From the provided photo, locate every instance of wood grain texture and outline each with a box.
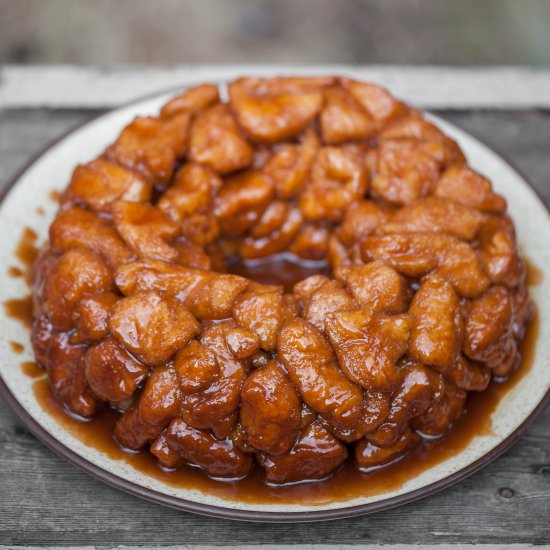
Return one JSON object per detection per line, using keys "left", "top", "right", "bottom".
{"left": 0, "top": 109, "right": 548, "bottom": 547}
{"left": 1, "top": 546, "right": 546, "bottom": 550}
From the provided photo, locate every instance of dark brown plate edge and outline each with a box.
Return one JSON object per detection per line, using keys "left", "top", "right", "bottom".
{"left": 0, "top": 87, "right": 549, "bottom": 523}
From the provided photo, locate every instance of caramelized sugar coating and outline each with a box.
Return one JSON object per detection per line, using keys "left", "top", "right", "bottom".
{"left": 381, "top": 196, "right": 484, "bottom": 241}
{"left": 362, "top": 232, "right": 490, "bottom": 298}
{"left": 263, "top": 128, "right": 319, "bottom": 199}
{"left": 478, "top": 215, "right": 525, "bottom": 288}
{"left": 300, "top": 146, "right": 368, "bottom": 222}
{"left": 338, "top": 200, "right": 393, "bottom": 246}
{"left": 239, "top": 206, "right": 303, "bottom": 259}
{"left": 214, "top": 170, "right": 274, "bottom": 237}
{"left": 436, "top": 167, "right": 506, "bottom": 213}
{"left": 366, "top": 360, "right": 444, "bottom": 447}
{"left": 407, "top": 274, "right": 462, "bottom": 372}
{"left": 411, "top": 381, "right": 467, "bottom": 437}
{"left": 83, "top": 337, "right": 148, "bottom": 403}
{"left": 233, "top": 283, "right": 290, "bottom": 350}
{"left": 109, "top": 291, "right": 200, "bottom": 366}
{"left": 278, "top": 318, "right": 363, "bottom": 431}
{"left": 112, "top": 201, "right": 181, "bottom": 262}
{"left": 325, "top": 309, "right": 410, "bottom": 392}
{"left": 50, "top": 207, "right": 133, "bottom": 269}
{"left": 106, "top": 112, "right": 190, "bottom": 186}
{"left": 240, "top": 359, "right": 301, "bottom": 455}
{"left": 114, "top": 365, "right": 180, "bottom": 450}
{"left": 179, "top": 321, "right": 252, "bottom": 439}
{"left": 62, "top": 159, "right": 152, "bottom": 214}
{"left": 463, "top": 285, "right": 517, "bottom": 373}
{"left": 372, "top": 139, "right": 449, "bottom": 205}
{"left": 334, "top": 262, "right": 409, "bottom": 314}
{"left": 356, "top": 428, "right": 420, "bottom": 471}
{"left": 340, "top": 77, "right": 408, "bottom": 129}
{"left": 294, "top": 275, "right": 355, "bottom": 332}
{"left": 160, "top": 83, "right": 220, "bottom": 118}
{"left": 258, "top": 420, "right": 348, "bottom": 484}
{"left": 151, "top": 418, "right": 252, "bottom": 478}
{"left": 228, "top": 76, "right": 332, "bottom": 143}
{"left": 72, "top": 291, "right": 119, "bottom": 342}
{"left": 157, "top": 163, "right": 222, "bottom": 247}
{"left": 43, "top": 248, "right": 115, "bottom": 331}
{"left": 380, "top": 112, "right": 466, "bottom": 166}
{"left": 444, "top": 355, "right": 490, "bottom": 392}
{"left": 32, "top": 77, "right": 532, "bottom": 485}
{"left": 189, "top": 104, "right": 254, "bottom": 175}
{"left": 320, "top": 85, "right": 375, "bottom": 144}
{"left": 45, "top": 331, "right": 97, "bottom": 418}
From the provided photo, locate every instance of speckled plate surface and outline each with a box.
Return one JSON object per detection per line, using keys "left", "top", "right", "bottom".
{"left": 0, "top": 85, "right": 549, "bottom": 522}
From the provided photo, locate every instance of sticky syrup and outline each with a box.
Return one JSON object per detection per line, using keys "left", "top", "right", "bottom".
{"left": 227, "top": 253, "right": 329, "bottom": 293}
{"left": 7, "top": 228, "right": 544, "bottom": 505}
{"left": 9, "top": 341, "right": 24, "bottom": 354}
{"left": 29, "top": 307, "right": 538, "bottom": 505}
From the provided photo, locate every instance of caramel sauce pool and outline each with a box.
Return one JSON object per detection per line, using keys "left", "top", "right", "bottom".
{"left": 4, "top": 295, "right": 33, "bottom": 329}
{"left": 21, "top": 361, "right": 44, "bottom": 378}
{"left": 228, "top": 254, "right": 329, "bottom": 293}
{"left": 10, "top": 341, "right": 24, "bottom": 354}
{"left": 6, "top": 229, "right": 544, "bottom": 505}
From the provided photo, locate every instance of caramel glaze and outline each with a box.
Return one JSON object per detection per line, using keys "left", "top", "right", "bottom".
{"left": 5, "top": 227, "right": 543, "bottom": 505}
{"left": 29, "top": 307, "right": 538, "bottom": 505}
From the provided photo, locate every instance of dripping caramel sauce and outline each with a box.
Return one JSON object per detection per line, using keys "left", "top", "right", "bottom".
{"left": 15, "top": 227, "right": 39, "bottom": 275}
{"left": 3, "top": 226, "right": 39, "bottom": 329}
{"left": 5, "top": 228, "right": 544, "bottom": 505}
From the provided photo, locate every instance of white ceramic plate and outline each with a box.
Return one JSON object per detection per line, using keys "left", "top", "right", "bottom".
{"left": 0, "top": 85, "right": 549, "bottom": 522}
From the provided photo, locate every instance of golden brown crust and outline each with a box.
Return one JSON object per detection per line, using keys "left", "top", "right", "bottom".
{"left": 30, "top": 77, "right": 532, "bottom": 485}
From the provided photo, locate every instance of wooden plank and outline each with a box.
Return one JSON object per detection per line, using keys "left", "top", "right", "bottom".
{"left": 0, "top": 110, "right": 549, "bottom": 546}
{"left": 1, "top": 65, "right": 550, "bottom": 110}
{"left": 2, "top": 546, "right": 547, "bottom": 550}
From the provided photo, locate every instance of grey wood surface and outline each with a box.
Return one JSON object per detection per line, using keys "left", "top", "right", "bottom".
{"left": 2, "top": 65, "right": 550, "bottom": 109}
{"left": 0, "top": 108, "right": 549, "bottom": 547}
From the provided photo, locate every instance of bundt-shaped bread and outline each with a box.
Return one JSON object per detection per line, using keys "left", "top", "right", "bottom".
{"left": 31, "top": 76, "right": 532, "bottom": 483}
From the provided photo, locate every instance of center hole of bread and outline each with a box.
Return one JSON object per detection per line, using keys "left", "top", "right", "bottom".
{"left": 226, "top": 253, "right": 329, "bottom": 292}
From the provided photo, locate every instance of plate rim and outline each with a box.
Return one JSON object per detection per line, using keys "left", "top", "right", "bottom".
{"left": 0, "top": 85, "right": 549, "bottom": 523}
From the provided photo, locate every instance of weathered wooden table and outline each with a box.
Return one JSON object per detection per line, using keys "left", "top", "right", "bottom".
{"left": 0, "top": 66, "right": 549, "bottom": 548}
